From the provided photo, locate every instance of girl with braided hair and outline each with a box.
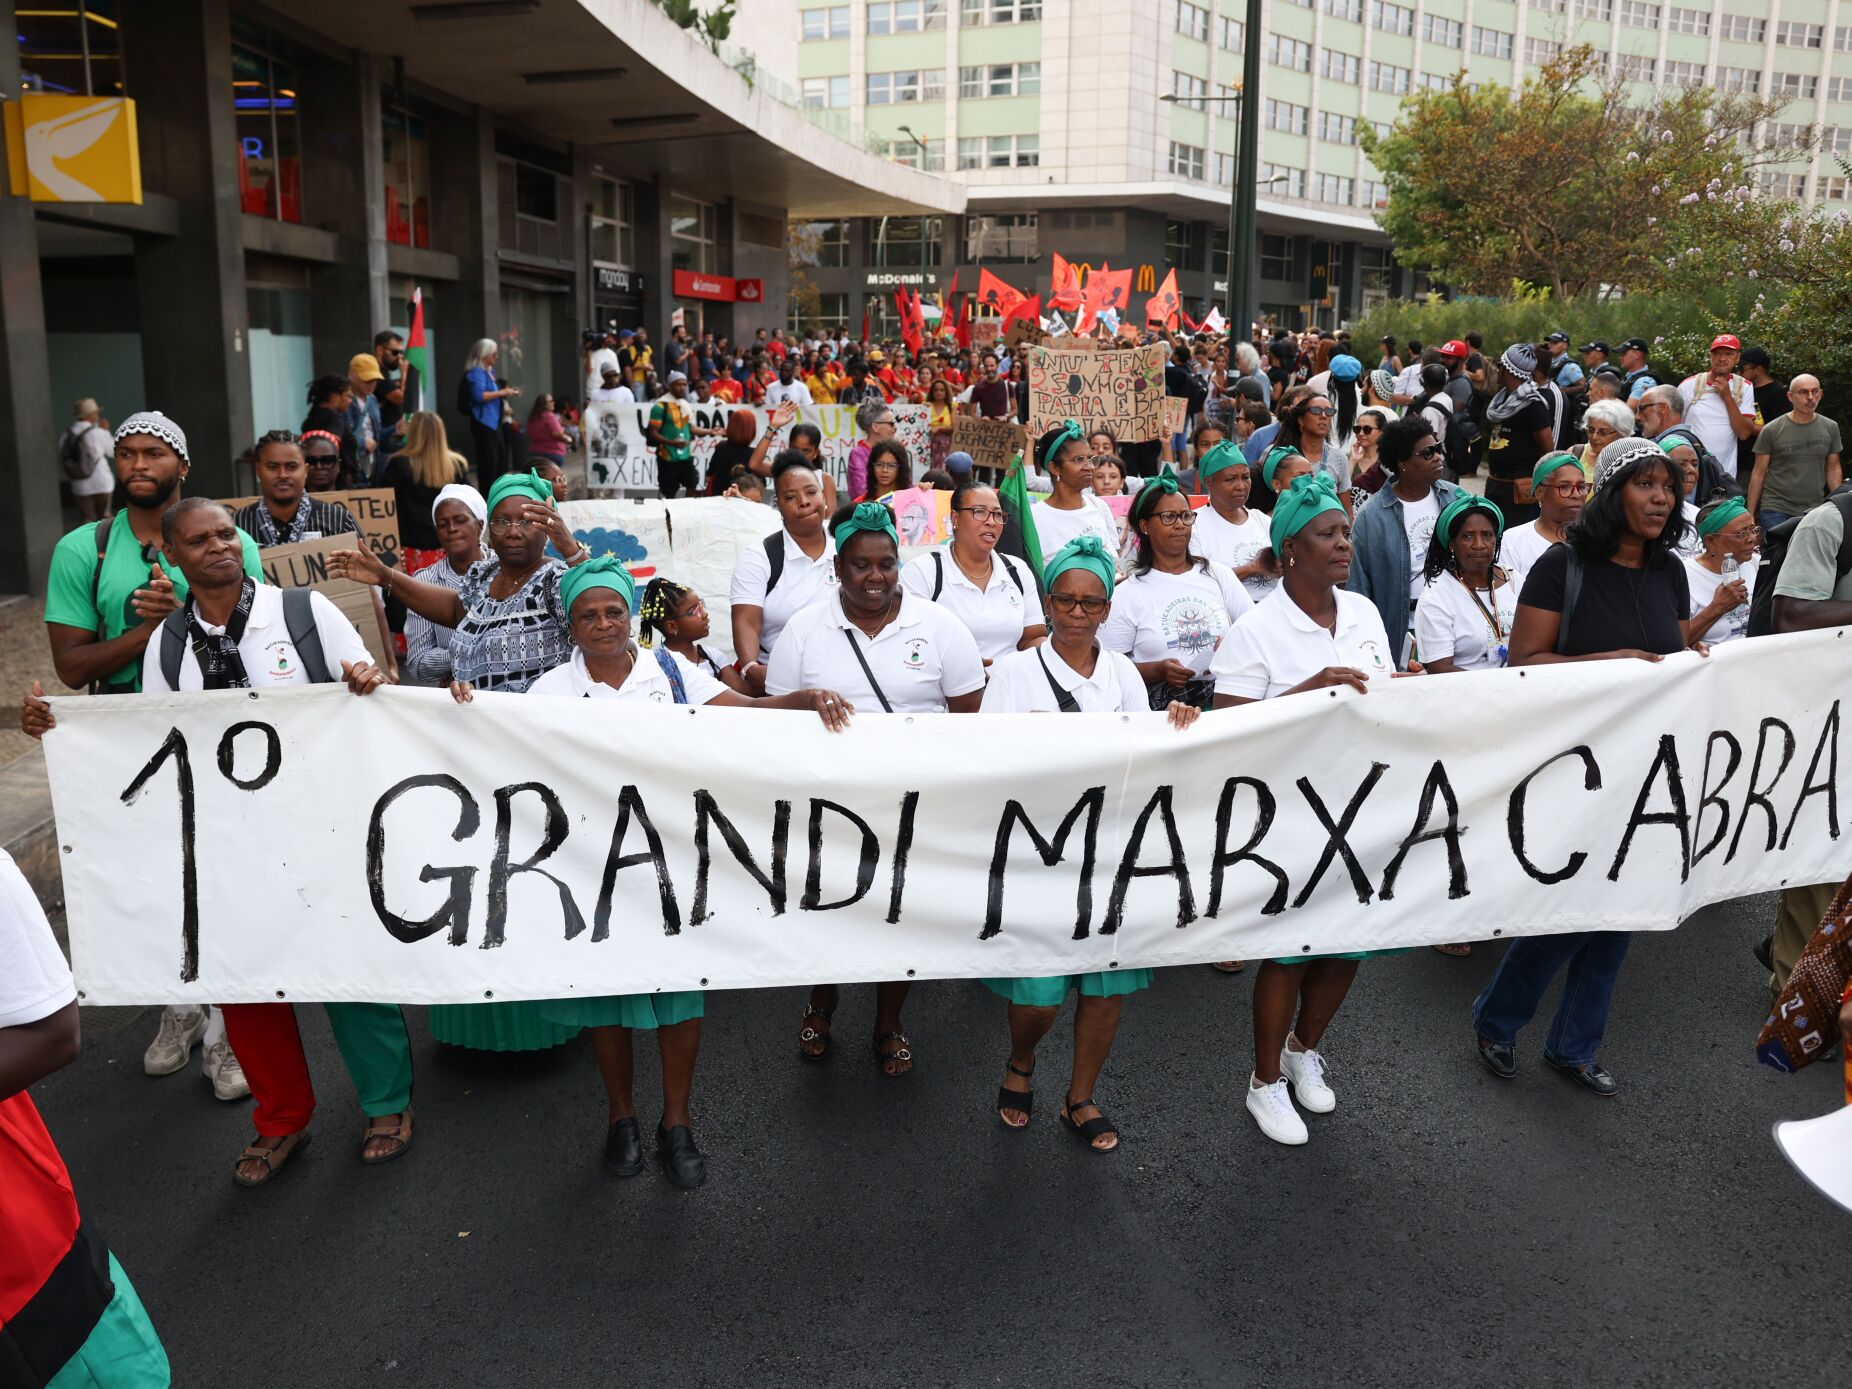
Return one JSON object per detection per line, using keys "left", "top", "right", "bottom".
{"left": 635, "top": 576, "right": 745, "bottom": 693}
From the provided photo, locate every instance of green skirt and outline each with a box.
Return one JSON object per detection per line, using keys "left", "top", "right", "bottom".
{"left": 540, "top": 991, "right": 704, "bottom": 1030}
{"left": 1264, "top": 949, "right": 1413, "bottom": 966}
{"left": 427, "top": 1000, "right": 582, "bottom": 1052}
{"left": 46, "top": 1253, "right": 170, "bottom": 1389}
{"left": 982, "top": 969, "right": 1152, "bottom": 1008}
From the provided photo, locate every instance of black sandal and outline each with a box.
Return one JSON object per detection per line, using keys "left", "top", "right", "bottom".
{"left": 798, "top": 1005, "right": 834, "bottom": 1062}
{"left": 1059, "top": 1096, "right": 1119, "bottom": 1153}
{"left": 872, "top": 1030, "right": 913, "bottom": 1076}
{"left": 996, "top": 1061, "right": 1034, "bottom": 1128}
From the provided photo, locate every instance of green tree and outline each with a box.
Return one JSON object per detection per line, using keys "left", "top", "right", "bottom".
{"left": 1362, "top": 47, "right": 1796, "bottom": 299}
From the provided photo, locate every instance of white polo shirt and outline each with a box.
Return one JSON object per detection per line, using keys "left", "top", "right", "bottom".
{"left": 1189, "top": 506, "right": 1277, "bottom": 601}
{"left": 1210, "top": 585, "right": 1395, "bottom": 700}
{"left": 899, "top": 549, "right": 1044, "bottom": 662}
{"left": 1100, "top": 562, "right": 1253, "bottom": 676}
{"left": 766, "top": 591, "right": 985, "bottom": 713}
{"left": 730, "top": 528, "right": 839, "bottom": 663}
{"left": 1499, "top": 520, "right": 1556, "bottom": 583}
{"left": 1413, "top": 569, "right": 1518, "bottom": 671}
{"left": 1677, "top": 373, "right": 1755, "bottom": 478}
{"left": 140, "top": 585, "right": 372, "bottom": 692}
{"left": 1033, "top": 493, "right": 1121, "bottom": 563}
{"left": 527, "top": 645, "right": 729, "bottom": 704}
{"left": 980, "top": 642, "right": 1147, "bottom": 714}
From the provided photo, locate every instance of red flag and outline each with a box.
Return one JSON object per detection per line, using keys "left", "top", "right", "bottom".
{"left": 1077, "top": 264, "right": 1133, "bottom": 334}
{"left": 895, "top": 288, "right": 925, "bottom": 356}
{"left": 1178, "top": 304, "right": 1200, "bottom": 334}
{"left": 1145, "top": 268, "right": 1181, "bottom": 329}
{"left": 1049, "top": 253, "right": 1083, "bottom": 312}
{"left": 978, "top": 268, "right": 1027, "bottom": 318}
{"left": 861, "top": 303, "right": 870, "bottom": 345}
{"left": 1004, "top": 293, "right": 1040, "bottom": 324}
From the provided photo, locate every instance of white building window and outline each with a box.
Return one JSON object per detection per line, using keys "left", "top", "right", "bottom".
{"left": 1838, "top": 27, "right": 1852, "bottom": 54}
{"left": 1170, "top": 71, "right": 1208, "bottom": 108}
{"left": 1615, "top": 53, "right": 1656, "bottom": 81}
{"left": 802, "top": 6, "right": 851, "bottom": 41}
{"left": 589, "top": 176, "right": 634, "bottom": 268}
{"left": 1213, "top": 151, "right": 1236, "bottom": 184}
{"left": 1524, "top": 37, "right": 1562, "bottom": 66}
{"left": 1663, "top": 61, "right": 1706, "bottom": 85}
{"left": 1669, "top": 7, "right": 1710, "bottom": 35}
{"left": 1368, "top": 60, "right": 1410, "bottom": 95}
{"left": 867, "top": 70, "right": 944, "bottom": 104}
{"left": 1772, "top": 72, "right": 1819, "bottom": 101}
{"left": 1261, "top": 163, "right": 1306, "bottom": 198}
{"left": 1618, "top": 1, "right": 1659, "bottom": 27}
{"left": 1471, "top": 26, "right": 1513, "bottom": 59}
{"left": 1216, "top": 15, "right": 1245, "bottom": 50}
{"left": 1173, "top": 0, "right": 1209, "bottom": 41}
{"left": 1316, "top": 110, "right": 1357, "bottom": 143}
{"left": 1359, "top": 178, "right": 1390, "bottom": 208}
{"left": 961, "top": 0, "right": 1041, "bottom": 23}
{"left": 1719, "top": 16, "right": 1766, "bottom": 44}
{"left": 1312, "top": 172, "right": 1354, "bottom": 203}
{"left": 869, "top": 1, "right": 946, "bottom": 34}
{"left": 961, "top": 63, "right": 1039, "bottom": 97}
{"left": 1421, "top": 14, "right": 1463, "bottom": 47}
{"left": 1322, "top": 49, "right": 1361, "bottom": 84}
{"left": 1266, "top": 34, "right": 1313, "bottom": 72}
{"left": 1373, "top": 2, "right": 1413, "bottom": 36}
{"left": 801, "top": 75, "right": 850, "bottom": 108}
{"left": 1831, "top": 77, "right": 1852, "bottom": 102}
{"left": 1817, "top": 176, "right": 1847, "bottom": 201}
{"left": 1718, "top": 66, "right": 1761, "bottom": 94}
{"left": 1322, "top": 0, "right": 1363, "bottom": 20}
{"left": 1168, "top": 141, "right": 1206, "bottom": 178}
{"left": 1265, "top": 98, "right": 1308, "bottom": 134}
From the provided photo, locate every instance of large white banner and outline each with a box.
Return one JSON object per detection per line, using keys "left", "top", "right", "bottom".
{"left": 583, "top": 402, "right": 929, "bottom": 493}
{"left": 43, "top": 630, "right": 1849, "bottom": 1005}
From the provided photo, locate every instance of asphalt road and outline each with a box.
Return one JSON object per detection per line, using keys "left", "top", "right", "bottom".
{"left": 32, "top": 890, "right": 1845, "bottom": 1389}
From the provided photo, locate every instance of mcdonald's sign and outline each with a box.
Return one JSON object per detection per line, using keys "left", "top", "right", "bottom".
{"left": 1071, "top": 262, "right": 1094, "bottom": 285}
{"left": 1135, "top": 265, "right": 1156, "bottom": 293}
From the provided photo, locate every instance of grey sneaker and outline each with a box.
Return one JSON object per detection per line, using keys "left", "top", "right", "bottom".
{"left": 143, "top": 1005, "right": 207, "bottom": 1076}
{"left": 202, "top": 1038, "right": 250, "bottom": 1101}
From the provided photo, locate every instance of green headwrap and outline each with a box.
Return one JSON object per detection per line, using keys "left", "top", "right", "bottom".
{"left": 486, "top": 469, "right": 556, "bottom": 516}
{"left": 1697, "top": 496, "right": 1749, "bottom": 538}
{"left": 1261, "top": 444, "right": 1302, "bottom": 490}
{"left": 831, "top": 500, "right": 898, "bottom": 551}
{"left": 1436, "top": 491, "right": 1505, "bottom": 546}
{"left": 1269, "top": 471, "right": 1346, "bottom": 553}
{"left": 1531, "top": 451, "right": 1583, "bottom": 494}
{"left": 559, "top": 554, "right": 636, "bottom": 616}
{"left": 1133, "top": 473, "right": 1181, "bottom": 520}
{"left": 1199, "top": 439, "right": 1248, "bottom": 483}
{"left": 1659, "top": 435, "right": 1696, "bottom": 455}
{"left": 1041, "top": 418, "right": 1085, "bottom": 469}
{"left": 1043, "top": 534, "right": 1117, "bottom": 598}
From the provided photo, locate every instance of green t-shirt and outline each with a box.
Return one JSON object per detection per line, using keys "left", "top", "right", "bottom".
{"left": 1770, "top": 500, "right": 1852, "bottom": 604}
{"left": 43, "top": 511, "right": 266, "bottom": 691}
{"left": 1753, "top": 412, "right": 1843, "bottom": 518}
{"left": 649, "top": 399, "right": 694, "bottom": 463}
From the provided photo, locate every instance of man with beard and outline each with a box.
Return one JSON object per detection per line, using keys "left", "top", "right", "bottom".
{"left": 41, "top": 411, "right": 263, "bottom": 1101}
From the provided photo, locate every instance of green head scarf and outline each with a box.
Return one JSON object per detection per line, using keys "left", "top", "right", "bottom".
{"left": 559, "top": 554, "right": 636, "bottom": 617}
{"left": 1269, "top": 471, "right": 1347, "bottom": 554}
{"left": 485, "top": 468, "right": 556, "bottom": 517}
{"left": 1435, "top": 491, "right": 1505, "bottom": 547}
{"left": 1261, "top": 444, "right": 1302, "bottom": 490}
{"left": 1040, "top": 418, "right": 1085, "bottom": 470}
{"left": 1043, "top": 534, "right": 1117, "bottom": 598}
{"left": 1697, "top": 496, "right": 1749, "bottom": 537}
{"left": 1132, "top": 472, "right": 1181, "bottom": 522}
{"left": 1531, "top": 451, "right": 1584, "bottom": 494}
{"left": 831, "top": 500, "right": 898, "bottom": 551}
{"left": 1199, "top": 439, "right": 1248, "bottom": 484}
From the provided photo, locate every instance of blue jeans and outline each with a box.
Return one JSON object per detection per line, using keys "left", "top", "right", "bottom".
{"left": 1757, "top": 509, "right": 1794, "bottom": 534}
{"left": 1471, "top": 931, "right": 1631, "bottom": 1066}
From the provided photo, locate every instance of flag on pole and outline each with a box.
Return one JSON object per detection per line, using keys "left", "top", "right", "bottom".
{"left": 978, "top": 268, "right": 1028, "bottom": 318}
{"left": 996, "top": 452, "right": 1044, "bottom": 588}
{"left": 403, "top": 286, "right": 427, "bottom": 415}
{"left": 1145, "top": 268, "right": 1181, "bottom": 329}
{"left": 1004, "top": 293, "right": 1041, "bottom": 326}
{"left": 1201, "top": 307, "right": 1228, "bottom": 334}
{"left": 1049, "top": 253, "right": 1083, "bottom": 312}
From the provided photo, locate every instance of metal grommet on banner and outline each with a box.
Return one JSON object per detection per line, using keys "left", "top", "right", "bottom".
{"left": 907, "top": 968, "right": 916, "bottom": 977}
{"left": 62, "top": 845, "right": 71, "bottom": 854}
{"left": 1301, "top": 945, "right": 1312, "bottom": 953}
{"left": 700, "top": 977, "right": 709, "bottom": 986}
{"left": 275, "top": 990, "right": 285, "bottom": 998}
{"left": 483, "top": 990, "right": 493, "bottom": 999}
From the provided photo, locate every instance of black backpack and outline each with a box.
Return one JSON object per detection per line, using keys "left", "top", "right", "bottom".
{"left": 158, "top": 587, "right": 331, "bottom": 688}
{"left": 1418, "top": 394, "right": 1475, "bottom": 477}
{"left": 762, "top": 531, "right": 785, "bottom": 595}
{"left": 59, "top": 423, "right": 103, "bottom": 481}
{"left": 1746, "top": 491, "right": 1852, "bottom": 638}
{"left": 928, "top": 549, "right": 1026, "bottom": 600}
{"left": 456, "top": 371, "right": 475, "bottom": 416}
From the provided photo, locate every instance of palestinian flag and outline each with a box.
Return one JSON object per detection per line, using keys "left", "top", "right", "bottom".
{"left": 404, "top": 286, "right": 427, "bottom": 415}
{"left": 996, "top": 452, "right": 1044, "bottom": 589}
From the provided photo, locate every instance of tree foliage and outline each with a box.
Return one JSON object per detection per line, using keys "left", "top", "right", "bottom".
{"left": 1361, "top": 47, "right": 1801, "bottom": 299}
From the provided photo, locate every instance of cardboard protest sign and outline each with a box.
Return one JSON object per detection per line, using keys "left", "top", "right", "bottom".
{"left": 1004, "top": 316, "right": 1037, "bottom": 349}
{"left": 254, "top": 532, "right": 390, "bottom": 669}
{"left": 1027, "top": 343, "right": 1167, "bottom": 442}
{"left": 951, "top": 415, "right": 1028, "bottom": 473}
{"left": 971, "top": 318, "right": 1000, "bottom": 349}
{"left": 885, "top": 486, "right": 952, "bottom": 546}
{"left": 222, "top": 489, "right": 403, "bottom": 570}
{"left": 1161, "top": 396, "right": 1188, "bottom": 437}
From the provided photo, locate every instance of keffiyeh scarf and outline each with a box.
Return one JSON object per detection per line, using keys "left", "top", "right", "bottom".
{"left": 186, "top": 578, "right": 258, "bottom": 689}
{"left": 252, "top": 494, "right": 313, "bottom": 546}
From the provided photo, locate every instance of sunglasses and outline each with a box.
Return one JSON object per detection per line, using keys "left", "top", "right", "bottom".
{"left": 1304, "top": 406, "right": 1337, "bottom": 417}
{"left": 1353, "top": 425, "right": 1379, "bottom": 436}
{"left": 1412, "top": 443, "right": 1445, "bottom": 460}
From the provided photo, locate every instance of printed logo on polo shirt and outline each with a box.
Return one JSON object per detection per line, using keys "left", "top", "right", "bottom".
{"left": 1160, "top": 595, "right": 1226, "bottom": 660}
{"left": 1357, "top": 639, "right": 1391, "bottom": 674}
{"left": 903, "top": 637, "right": 929, "bottom": 669}
{"left": 262, "top": 641, "right": 297, "bottom": 679}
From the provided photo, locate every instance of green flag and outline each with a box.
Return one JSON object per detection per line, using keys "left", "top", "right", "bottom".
{"left": 996, "top": 451, "right": 1043, "bottom": 589}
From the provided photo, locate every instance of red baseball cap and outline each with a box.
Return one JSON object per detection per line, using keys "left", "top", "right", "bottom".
{"left": 1439, "top": 340, "right": 1469, "bottom": 359}
{"left": 1710, "top": 333, "right": 1742, "bottom": 351}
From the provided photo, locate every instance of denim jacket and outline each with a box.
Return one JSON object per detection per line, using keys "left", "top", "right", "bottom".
{"left": 1345, "top": 478, "right": 1461, "bottom": 668}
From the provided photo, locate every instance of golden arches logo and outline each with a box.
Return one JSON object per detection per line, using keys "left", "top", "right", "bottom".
{"left": 1136, "top": 265, "right": 1156, "bottom": 293}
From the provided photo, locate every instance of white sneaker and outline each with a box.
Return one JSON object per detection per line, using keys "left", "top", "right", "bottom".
{"left": 1280, "top": 1039, "right": 1336, "bottom": 1114}
{"left": 1245, "top": 1075, "right": 1308, "bottom": 1145}
{"left": 143, "top": 1005, "right": 207, "bottom": 1076}
{"left": 202, "top": 1039, "right": 250, "bottom": 1101}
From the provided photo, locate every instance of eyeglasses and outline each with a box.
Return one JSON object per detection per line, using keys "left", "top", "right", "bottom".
{"left": 1304, "top": 406, "right": 1337, "bottom": 417}
{"left": 1547, "top": 481, "right": 1592, "bottom": 497}
{"left": 956, "top": 506, "right": 1007, "bottom": 524}
{"left": 1147, "top": 510, "right": 1197, "bottom": 528}
{"left": 1353, "top": 425, "right": 1378, "bottom": 436}
{"left": 1047, "top": 593, "right": 1110, "bottom": 615}
{"left": 1412, "top": 443, "right": 1445, "bottom": 460}
{"left": 488, "top": 517, "right": 540, "bottom": 534}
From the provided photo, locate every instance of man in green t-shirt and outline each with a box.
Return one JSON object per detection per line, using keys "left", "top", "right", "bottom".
{"left": 43, "top": 411, "right": 264, "bottom": 695}
{"left": 1747, "top": 374, "right": 1842, "bottom": 532}
{"left": 647, "top": 372, "right": 715, "bottom": 500}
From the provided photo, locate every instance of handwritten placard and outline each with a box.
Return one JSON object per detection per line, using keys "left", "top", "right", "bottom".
{"left": 1027, "top": 344, "right": 1167, "bottom": 442}
{"left": 222, "top": 489, "right": 403, "bottom": 570}
{"left": 951, "top": 415, "right": 1028, "bottom": 473}
{"left": 1161, "top": 396, "right": 1188, "bottom": 436}
{"left": 256, "top": 532, "right": 390, "bottom": 670}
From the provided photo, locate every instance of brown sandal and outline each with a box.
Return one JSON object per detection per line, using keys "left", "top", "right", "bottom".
{"left": 232, "top": 1130, "right": 311, "bottom": 1187}
{"left": 360, "top": 1109, "right": 413, "bottom": 1165}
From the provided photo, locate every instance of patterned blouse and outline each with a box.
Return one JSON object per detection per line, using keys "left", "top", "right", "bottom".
{"left": 450, "top": 557, "right": 571, "bottom": 693}
{"left": 401, "top": 556, "right": 472, "bottom": 687}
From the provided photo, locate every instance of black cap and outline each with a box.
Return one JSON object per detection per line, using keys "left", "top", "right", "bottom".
{"left": 1545, "top": 331, "right": 1569, "bottom": 343}
{"left": 1579, "top": 340, "right": 1610, "bottom": 354}
{"left": 1619, "top": 337, "right": 1651, "bottom": 354}
{"left": 1740, "top": 345, "right": 1772, "bottom": 369}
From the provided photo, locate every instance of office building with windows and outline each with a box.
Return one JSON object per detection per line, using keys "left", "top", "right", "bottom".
{"left": 0, "top": 0, "right": 958, "bottom": 595}
{"left": 790, "top": 0, "right": 1852, "bottom": 337}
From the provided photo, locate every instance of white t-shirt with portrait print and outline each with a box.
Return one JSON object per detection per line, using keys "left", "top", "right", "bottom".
{"left": 1399, "top": 491, "right": 1442, "bottom": 604}
{"left": 526, "top": 645, "right": 730, "bottom": 704}
{"left": 1413, "top": 569, "right": 1520, "bottom": 671}
{"left": 765, "top": 591, "right": 986, "bottom": 714}
{"left": 1190, "top": 505, "right": 1277, "bottom": 601}
{"left": 1099, "top": 561, "right": 1254, "bottom": 676}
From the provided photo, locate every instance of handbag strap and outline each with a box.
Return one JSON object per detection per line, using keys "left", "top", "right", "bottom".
{"left": 1036, "top": 649, "right": 1081, "bottom": 713}
{"left": 841, "top": 627, "right": 894, "bottom": 713}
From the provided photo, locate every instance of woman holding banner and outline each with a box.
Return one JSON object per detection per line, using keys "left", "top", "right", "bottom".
{"left": 330, "top": 468, "right": 591, "bottom": 1054}
{"left": 730, "top": 452, "right": 839, "bottom": 691}
{"left": 980, "top": 535, "right": 1200, "bottom": 1152}
{"left": 767, "top": 502, "right": 986, "bottom": 1076}
{"left": 1209, "top": 473, "right": 1399, "bottom": 1146}
{"left": 1102, "top": 476, "right": 1252, "bottom": 710}
{"left": 1477, "top": 436, "right": 1703, "bottom": 1097}
{"left": 900, "top": 481, "right": 1045, "bottom": 662}
{"left": 1031, "top": 422, "right": 1121, "bottom": 564}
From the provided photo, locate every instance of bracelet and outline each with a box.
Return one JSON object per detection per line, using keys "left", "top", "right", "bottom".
{"left": 566, "top": 546, "right": 590, "bottom": 566}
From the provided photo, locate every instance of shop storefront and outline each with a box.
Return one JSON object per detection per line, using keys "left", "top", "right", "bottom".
{"left": 592, "top": 266, "right": 646, "bottom": 334}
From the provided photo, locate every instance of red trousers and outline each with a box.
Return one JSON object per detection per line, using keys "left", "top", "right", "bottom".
{"left": 219, "top": 1001, "right": 414, "bottom": 1137}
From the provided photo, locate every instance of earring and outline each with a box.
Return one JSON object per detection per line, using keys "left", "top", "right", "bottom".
{"left": 1288, "top": 555, "right": 1296, "bottom": 567}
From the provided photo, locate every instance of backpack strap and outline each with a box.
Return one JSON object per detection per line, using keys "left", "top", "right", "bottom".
{"left": 159, "top": 609, "right": 188, "bottom": 690}
{"left": 87, "top": 519, "right": 110, "bottom": 633}
{"left": 762, "top": 530, "right": 785, "bottom": 595}
{"left": 1555, "top": 550, "right": 1583, "bottom": 657}
{"left": 930, "top": 550, "right": 944, "bottom": 600}
{"left": 653, "top": 644, "right": 690, "bottom": 705}
{"left": 1036, "top": 649, "right": 1081, "bottom": 713}
{"left": 1001, "top": 553, "right": 1026, "bottom": 595}
{"left": 280, "top": 587, "right": 333, "bottom": 684}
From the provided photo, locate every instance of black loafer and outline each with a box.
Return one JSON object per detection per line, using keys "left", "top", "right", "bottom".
{"left": 1476, "top": 1035, "right": 1516, "bottom": 1080}
{"left": 1544, "top": 1055, "right": 1617, "bottom": 1097}
{"left": 656, "top": 1124, "right": 707, "bottom": 1190}
{"left": 603, "top": 1117, "right": 644, "bottom": 1176}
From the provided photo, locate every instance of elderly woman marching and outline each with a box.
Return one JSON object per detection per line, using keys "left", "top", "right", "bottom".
{"left": 1210, "top": 473, "right": 1401, "bottom": 1146}
{"left": 981, "top": 536, "right": 1199, "bottom": 1152}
